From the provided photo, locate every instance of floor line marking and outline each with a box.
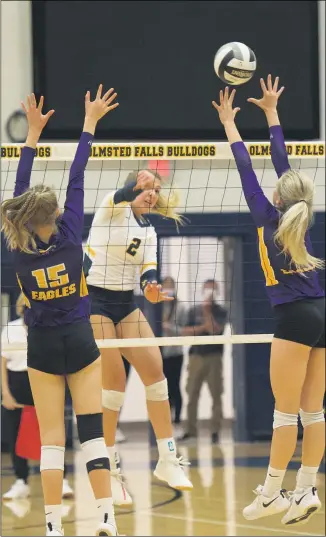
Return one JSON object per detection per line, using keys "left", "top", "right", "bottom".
{"left": 150, "top": 512, "right": 323, "bottom": 537}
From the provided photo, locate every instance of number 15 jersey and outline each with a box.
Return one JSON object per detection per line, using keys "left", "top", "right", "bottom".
{"left": 85, "top": 191, "right": 157, "bottom": 291}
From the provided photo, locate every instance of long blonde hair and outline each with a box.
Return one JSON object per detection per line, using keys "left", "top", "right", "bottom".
{"left": 274, "top": 169, "right": 324, "bottom": 271}
{"left": 1, "top": 185, "right": 58, "bottom": 254}
{"left": 125, "top": 170, "right": 185, "bottom": 225}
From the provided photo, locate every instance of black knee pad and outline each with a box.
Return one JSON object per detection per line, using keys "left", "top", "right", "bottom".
{"left": 76, "top": 413, "right": 103, "bottom": 445}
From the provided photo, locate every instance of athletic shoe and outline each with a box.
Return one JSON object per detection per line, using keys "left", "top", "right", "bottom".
{"left": 2, "top": 479, "right": 30, "bottom": 501}
{"left": 46, "top": 523, "right": 64, "bottom": 536}
{"left": 115, "top": 428, "right": 127, "bottom": 444}
{"left": 62, "top": 478, "right": 74, "bottom": 499}
{"left": 154, "top": 456, "right": 193, "bottom": 490}
{"left": 95, "top": 520, "right": 117, "bottom": 536}
{"left": 111, "top": 468, "right": 133, "bottom": 507}
{"left": 281, "top": 486, "right": 321, "bottom": 526}
{"left": 243, "top": 485, "right": 290, "bottom": 520}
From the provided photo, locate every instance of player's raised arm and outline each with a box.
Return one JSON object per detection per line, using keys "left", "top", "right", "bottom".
{"left": 60, "top": 85, "right": 119, "bottom": 242}
{"left": 248, "top": 75, "right": 290, "bottom": 178}
{"left": 14, "top": 94, "right": 54, "bottom": 197}
{"left": 212, "top": 87, "right": 278, "bottom": 226}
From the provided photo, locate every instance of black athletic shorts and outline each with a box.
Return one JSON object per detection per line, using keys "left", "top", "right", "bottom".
{"left": 88, "top": 285, "right": 138, "bottom": 325}
{"left": 274, "top": 297, "right": 325, "bottom": 348}
{"left": 27, "top": 321, "right": 100, "bottom": 375}
{"left": 8, "top": 370, "right": 34, "bottom": 406}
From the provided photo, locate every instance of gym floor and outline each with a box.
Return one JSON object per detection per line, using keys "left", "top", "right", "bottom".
{"left": 2, "top": 429, "right": 325, "bottom": 536}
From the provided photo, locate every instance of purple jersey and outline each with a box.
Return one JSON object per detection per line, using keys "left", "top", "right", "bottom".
{"left": 231, "top": 125, "right": 324, "bottom": 307}
{"left": 13, "top": 132, "right": 93, "bottom": 327}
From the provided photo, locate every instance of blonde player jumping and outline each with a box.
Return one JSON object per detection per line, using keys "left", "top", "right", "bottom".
{"left": 213, "top": 76, "right": 325, "bottom": 526}
{"left": 1, "top": 87, "right": 120, "bottom": 536}
{"left": 85, "top": 170, "right": 193, "bottom": 506}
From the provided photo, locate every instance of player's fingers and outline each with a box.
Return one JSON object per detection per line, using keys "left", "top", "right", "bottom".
{"left": 267, "top": 74, "right": 272, "bottom": 91}
{"left": 273, "top": 76, "right": 279, "bottom": 92}
{"left": 31, "top": 93, "right": 37, "bottom": 107}
{"left": 229, "top": 88, "right": 236, "bottom": 105}
{"left": 96, "top": 84, "right": 103, "bottom": 100}
{"left": 234, "top": 107, "right": 241, "bottom": 116}
{"left": 102, "top": 88, "right": 114, "bottom": 101}
{"left": 21, "top": 101, "right": 28, "bottom": 114}
{"left": 45, "top": 109, "right": 55, "bottom": 120}
{"left": 247, "top": 98, "right": 259, "bottom": 105}
{"left": 212, "top": 100, "right": 219, "bottom": 111}
{"left": 85, "top": 90, "right": 90, "bottom": 102}
{"left": 260, "top": 78, "right": 267, "bottom": 94}
{"left": 224, "top": 86, "right": 229, "bottom": 100}
{"left": 104, "top": 102, "right": 119, "bottom": 114}
{"left": 277, "top": 86, "right": 285, "bottom": 97}
{"left": 27, "top": 95, "right": 32, "bottom": 110}
{"left": 38, "top": 95, "right": 44, "bottom": 111}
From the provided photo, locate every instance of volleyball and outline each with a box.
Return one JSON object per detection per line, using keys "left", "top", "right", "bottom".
{"left": 214, "top": 42, "right": 257, "bottom": 85}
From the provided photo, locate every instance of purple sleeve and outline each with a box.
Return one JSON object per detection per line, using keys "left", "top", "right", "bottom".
{"left": 269, "top": 125, "right": 291, "bottom": 178}
{"left": 231, "top": 142, "right": 278, "bottom": 226}
{"left": 59, "top": 132, "right": 93, "bottom": 243}
{"left": 13, "top": 147, "right": 36, "bottom": 197}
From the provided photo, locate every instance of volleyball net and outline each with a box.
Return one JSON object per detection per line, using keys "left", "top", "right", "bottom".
{"left": 1, "top": 140, "right": 325, "bottom": 352}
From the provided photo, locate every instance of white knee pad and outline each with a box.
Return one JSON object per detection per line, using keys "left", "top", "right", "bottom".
{"left": 40, "top": 445, "right": 65, "bottom": 472}
{"left": 299, "top": 409, "right": 325, "bottom": 428}
{"left": 145, "top": 378, "right": 168, "bottom": 402}
{"left": 273, "top": 409, "right": 298, "bottom": 430}
{"left": 102, "top": 389, "right": 125, "bottom": 411}
{"left": 81, "top": 438, "right": 110, "bottom": 473}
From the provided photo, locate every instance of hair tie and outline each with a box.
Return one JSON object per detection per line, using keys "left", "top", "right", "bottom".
{"left": 298, "top": 199, "right": 308, "bottom": 204}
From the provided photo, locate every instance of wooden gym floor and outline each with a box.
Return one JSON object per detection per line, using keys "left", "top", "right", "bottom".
{"left": 2, "top": 429, "right": 325, "bottom": 536}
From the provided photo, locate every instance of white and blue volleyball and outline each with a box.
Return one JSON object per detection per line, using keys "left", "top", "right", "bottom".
{"left": 214, "top": 42, "right": 257, "bottom": 85}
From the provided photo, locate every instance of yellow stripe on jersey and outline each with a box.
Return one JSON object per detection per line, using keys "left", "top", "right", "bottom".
{"left": 140, "top": 262, "right": 158, "bottom": 275}
{"left": 16, "top": 274, "right": 31, "bottom": 308}
{"left": 85, "top": 245, "right": 96, "bottom": 258}
{"left": 257, "top": 227, "right": 278, "bottom": 286}
{"left": 80, "top": 271, "right": 89, "bottom": 297}
{"left": 109, "top": 197, "right": 128, "bottom": 208}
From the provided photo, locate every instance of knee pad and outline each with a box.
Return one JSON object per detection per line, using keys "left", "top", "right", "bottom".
{"left": 76, "top": 413, "right": 110, "bottom": 473}
{"left": 81, "top": 438, "right": 110, "bottom": 473}
{"left": 299, "top": 409, "right": 325, "bottom": 428}
{"left": 76, "top": 413, "right": 103, "bottom": 444}
{"left": 145, "top": 378, "right": 168, "bottom": 402}
{"left": 102, "top": 389, "right": 125, "bottom": 412}
{"left": 273, "top": 409, "right": 298, "bottom": 430}
{"left": 40, "top": 445, "right": 65, "bottom": 472}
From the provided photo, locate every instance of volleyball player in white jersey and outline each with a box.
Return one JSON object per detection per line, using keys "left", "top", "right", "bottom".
{"left": 86, "top": 170, "right": 193, "bottom": 504}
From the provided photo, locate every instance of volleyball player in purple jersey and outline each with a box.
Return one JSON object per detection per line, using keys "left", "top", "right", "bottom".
{"left": 213, "top": 76, "right": 325, "bottom": 526}
{"left": 1, "top": 87, "right": 120, "bottom": 537}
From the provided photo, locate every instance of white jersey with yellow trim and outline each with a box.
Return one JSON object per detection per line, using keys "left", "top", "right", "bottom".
{"left": 85, "top": 191, "right": 157, "bottom": 291}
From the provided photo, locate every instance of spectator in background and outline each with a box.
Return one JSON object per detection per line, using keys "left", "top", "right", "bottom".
{"left": 1, "top": 294, "right": 74, "bottom": 501}
{"left": 179, "top": 279, "right": 228, "bottom": 444}
{"left": 161, "top": 277, "right": 187, "bottom": 424}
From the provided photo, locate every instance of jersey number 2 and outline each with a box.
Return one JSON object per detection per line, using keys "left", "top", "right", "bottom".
{"left": 32, "top": 263, "right": 69, "bottom": 289}
{"left": 126, "top": 238, "right": 141, "bottom": 257}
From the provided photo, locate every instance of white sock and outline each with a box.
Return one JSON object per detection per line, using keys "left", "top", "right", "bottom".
{"left": 45, "top": 504, "right": 62, "bottom": 530}
{"left": 96, "top": 497, "right": 115, "bottom": 525}
{"left": 157, "top": 437, "right": 176, "bottom": 459}
{"left": 297, "top": 465, "right": 319, "bottom": 489}
{"left": 262, "top": 466, "right": 286, "bottom": 497}
{"left": 107, "top": 445, "right": 120, "bottom": 471}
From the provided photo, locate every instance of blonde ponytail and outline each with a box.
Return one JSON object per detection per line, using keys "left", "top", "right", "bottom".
{"left": 274, "top": 169, "right": 325, "bottom": 271}
{"left": 1, "top": 185, "right": 58, "bottom": 254}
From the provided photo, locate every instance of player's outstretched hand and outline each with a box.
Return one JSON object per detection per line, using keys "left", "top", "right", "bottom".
{"left": 85, "top": 84, "right": 119, "bottom": 122}
{"left": 21, "top": 94, "right": 55, "bottom": 134}
{"left": 144, "top": 282, "right": 174, "bottom": 304}
{"left": 134, "top": 170, "right": 160, "bottom": 192}
{"left": 212, "top": 87, "right": 240, "bottom": 125}
{"left": 247, "top": 74, "right": 284, "bottom": 112}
